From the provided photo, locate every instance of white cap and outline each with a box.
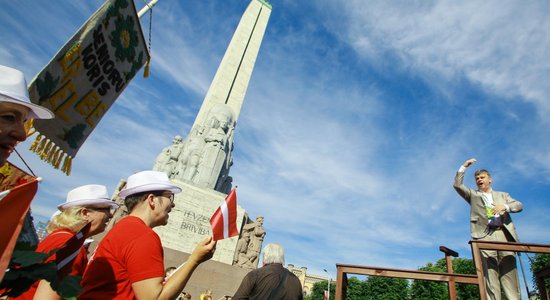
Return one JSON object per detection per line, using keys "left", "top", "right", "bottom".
{"left": 118, "top": 170, "right": 182, "bottom": 199}
{"left": 0, "top": 65, "right": 54, "bottom": 119}
{"left": 58, "top": 184, "right": 119, "bottom": 210}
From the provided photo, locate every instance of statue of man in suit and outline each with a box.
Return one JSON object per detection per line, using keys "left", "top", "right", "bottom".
{"left": 453, "top": 158, "right": 523, "bottom": 300}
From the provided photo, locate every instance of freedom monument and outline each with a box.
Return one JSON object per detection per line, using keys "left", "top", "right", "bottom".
{"left": 151, "top": 0, "right": 271, "bottom": 268}
{"left": 100, "top": 2, "right": 272, "bottom": 292}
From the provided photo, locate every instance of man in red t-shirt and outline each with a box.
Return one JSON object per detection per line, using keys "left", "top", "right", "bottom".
{"left": 79, "top": 171, "right": 216, "bottom": 300}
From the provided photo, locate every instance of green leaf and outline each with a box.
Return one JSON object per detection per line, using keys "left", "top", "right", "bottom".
{"left": 11, "top": 249, "right": 51, "bottom": 267}
{"left": 0, "top": 261, "right": 56, "bottom": 297}
{"left": 52, "top": 275, "right": 83, "bottom": 299}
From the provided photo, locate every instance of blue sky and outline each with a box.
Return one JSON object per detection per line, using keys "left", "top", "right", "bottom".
{"left": 2, "top": 0, "right": 549, "bottom": 294}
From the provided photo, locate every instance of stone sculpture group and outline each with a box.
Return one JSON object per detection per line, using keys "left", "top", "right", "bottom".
{"left": 154, "top": 104, "right": 235, "bottom": 193}
{"left": 233, "top": 216, "right": 266, "bottom": 269}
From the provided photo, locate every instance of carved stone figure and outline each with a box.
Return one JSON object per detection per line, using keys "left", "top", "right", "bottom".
{"left": 173, "top": 126, "right": 206, "bottom": 182}
{"left": 153, "top": 135, "right": 184, "bottom": 176}
{"left": 233, "top": 231, "right": 251, "bottom": 266}
{"left": 217, "top": 175, "right": 233, "bottom": 195}
{"left": 194, "top": 104, "right": 235, "bottom": 189}
{"left": 153, "top": 146, "right": 170, "bottom": 172}
{"left": 239, "top": 216, "right": 266, "bottom": 269}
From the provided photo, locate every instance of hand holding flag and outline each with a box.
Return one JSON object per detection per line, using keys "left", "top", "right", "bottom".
{"left": 210, "top": 188, "right": 238, "bottom": 241}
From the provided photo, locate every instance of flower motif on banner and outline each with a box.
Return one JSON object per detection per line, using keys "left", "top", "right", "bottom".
{"left": 111, "top": 15, "right": 139, "bottom": 62}
{"left": 58, "top": 124, "right": 86, "bottom": 149}
{"left": 104, "top": 0, "right": 129, "bottom": 27}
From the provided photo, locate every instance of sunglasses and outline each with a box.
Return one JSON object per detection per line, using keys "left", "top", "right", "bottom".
{"left": 88, "top": 206, "right": 116, "bottom": 215}
{"left": 154, "top": 192, "right": 175, "bottom": 204}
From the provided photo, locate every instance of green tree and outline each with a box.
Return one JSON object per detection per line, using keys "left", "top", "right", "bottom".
{"left": 345, "top": 276, "right": 368, "bottom": 300}
{"left": 306, "top": 280, "right": 335, "bottom": 300}
{"left": 530, "top": 253, "right": 550, "bottom": 294}
{"left": 364, "top": 276, "right": 408, "bottom": 300}
{"left": 409, "top": 257, "right": 478, "bottom": 300}
{"left": 306, "top": 277, "right": 365, "bottom": 300}
{"left": 451, "top": 258, "right": 479, "bottom": 300}
{"left": 409, "top": 261, "right": 448, "bottom": 300}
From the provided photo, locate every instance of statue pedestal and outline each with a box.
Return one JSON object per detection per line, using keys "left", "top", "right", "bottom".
{"left": 154, "top": 180, "right": 246, "bottom": 264}
{"left": 163, "top": 248, "right": 252, "bottom": 298}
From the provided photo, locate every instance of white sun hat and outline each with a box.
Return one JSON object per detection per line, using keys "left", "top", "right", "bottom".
{"left": 0, "top": 65, "right": 54, "bottom": 119}
{"left": 118, "top": 170, "right": 182, "bottom": 199}
{"left": 58, "top": 184, "right": 119, "bottom": 210}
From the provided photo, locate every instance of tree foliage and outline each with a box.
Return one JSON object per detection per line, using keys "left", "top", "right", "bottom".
{"left": 364, "top": 276, "right": 408, "bottom": 300}
{"left": 306, "top": 280, "right": 335, "bottom": 300}
{"left": 451, "top": 258, "right": 479, "bottom": 300}
{"left": 409, "top": 257, "right": 478, "bottom": 300}
{"left": 530, "top": 253, "right": 550, "bottom": 294}
{"left": 345, "top": 277, "right": 368, "bottom": 300}
{"left": 306, "top": 275, "right": 407, "bottom": 300}
{"left": 409, "top": 261, "right": 449, "bottom": 300}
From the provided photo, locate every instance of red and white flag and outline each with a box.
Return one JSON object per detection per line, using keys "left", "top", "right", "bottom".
{"left": 0, "top": 178, "right": 39, "bottom": 282}
{"left": 56, "top": 222, "right": 90, "bottom": 278}
{"left": 210, "top": 188, "right": 238, "bottom": 241}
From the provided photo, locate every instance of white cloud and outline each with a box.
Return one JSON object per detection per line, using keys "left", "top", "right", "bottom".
{"left": 333, "top": 0, "right": 550, "bottom": 119}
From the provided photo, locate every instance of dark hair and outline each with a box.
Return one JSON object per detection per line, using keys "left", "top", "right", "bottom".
{"left": 124, "top": 190, "right": 167, "bottom": 212}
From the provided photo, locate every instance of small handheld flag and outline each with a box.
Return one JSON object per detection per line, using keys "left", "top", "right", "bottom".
{"left": 210, "top": 188, "right": 238, "bottom": 241}
{"left": 55, "top": 222, "right": 91, "bottom": 278}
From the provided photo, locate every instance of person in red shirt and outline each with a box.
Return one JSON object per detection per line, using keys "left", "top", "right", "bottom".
{"left": 14, "top": 184, "right": 119, "bottom": 300}
{"left": 79, "top": 170, "right": 216, "bottom": 300}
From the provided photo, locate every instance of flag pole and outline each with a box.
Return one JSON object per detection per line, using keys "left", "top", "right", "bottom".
{"left": 138, "top": 0, "right": 159, "bottom": 18}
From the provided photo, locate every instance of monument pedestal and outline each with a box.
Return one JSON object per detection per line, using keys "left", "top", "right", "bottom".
{"left": 154, "top": 180, "right": 246, "bottom": 264}
{"left": 163, "top": 248, "right": 251, "bottom": 299}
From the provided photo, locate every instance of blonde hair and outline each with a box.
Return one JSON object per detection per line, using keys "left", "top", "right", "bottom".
{"left": 47, "top": 206, "right": 87, "bottom": 234}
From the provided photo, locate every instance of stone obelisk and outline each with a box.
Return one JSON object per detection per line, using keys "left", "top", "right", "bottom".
{"left": 151, "top": 0, "right": 271, "bottom": 265}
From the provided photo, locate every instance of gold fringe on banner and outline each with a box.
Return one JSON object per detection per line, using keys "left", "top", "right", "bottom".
{"left": 45, "top": 144, "right": 57, "bottom": 163}
{"left": 41, "top": 140, "right": 53, "bottom": 160}
{"left": 29, "top": 134, "right": 43, "bottom": 152}
{"left": 24, "top": 119, "right": 35, "bottom": 137}
{"left": 28, "top": 132, "right": 73, "bottom": 176}
{"left": 51, "top": 149, "right": 61, "bottom": 166}
{"left": 143, "top": 59, "right": 150, "bottom": 78}
{"left": 35, "top": 135, "right": 47, "bottom": 154}
{"left": 61, "top": 156, "right": 72, "bottom": 175}
{"left": 53, "top": 152, "right": 64, "bottom": 169}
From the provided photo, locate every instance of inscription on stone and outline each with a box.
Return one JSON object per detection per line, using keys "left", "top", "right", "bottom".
{"left": 180, "top": 221, "right": 210, "bottom": 235}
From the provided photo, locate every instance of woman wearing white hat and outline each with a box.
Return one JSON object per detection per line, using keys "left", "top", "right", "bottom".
{"left": 14, "top": 184, "right": 118, "bottom": 300}
{"left": 0, "top": 65, "right": 54, "bottom": 166}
